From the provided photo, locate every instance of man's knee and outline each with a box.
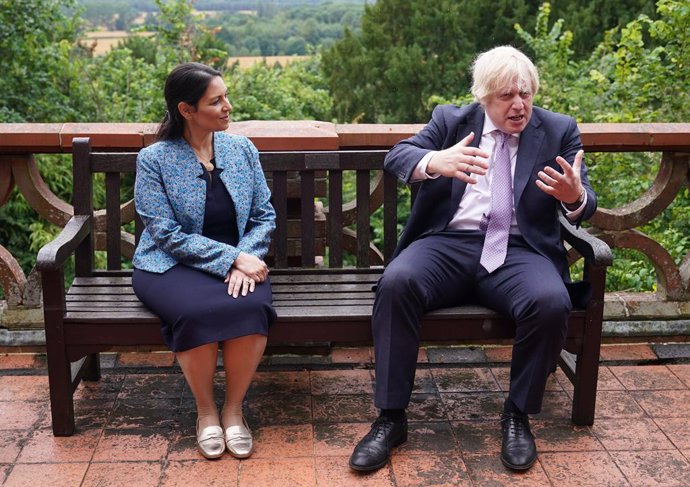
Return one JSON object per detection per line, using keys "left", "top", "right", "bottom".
{"left": 377, "top": 261, "right": 424, "bottom": 302}
{"left": 372, "top": 261, "right": 428, "bottom": 332}
{"left": 516, "top": 287, "right": 571, "bottom": 326}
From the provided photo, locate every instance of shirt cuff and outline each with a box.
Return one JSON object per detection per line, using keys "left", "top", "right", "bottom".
{"left": 562, "top": 190, "right": 587, "bottom": 221}
{"left": 410, "top": 151, "right": 440, "bottom": 182}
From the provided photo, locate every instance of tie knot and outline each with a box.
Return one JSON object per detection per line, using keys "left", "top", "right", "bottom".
{"left": 495, "top": 130, "right": 511, "bottom": 146}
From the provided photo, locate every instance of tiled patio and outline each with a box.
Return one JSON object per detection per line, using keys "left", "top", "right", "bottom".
{"left": 1, "top": 344, "right": 689, "bottom": 486}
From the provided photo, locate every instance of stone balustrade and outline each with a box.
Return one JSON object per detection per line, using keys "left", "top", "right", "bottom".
{"left": 1, "top": 121, "right": 689, "bottom": 345}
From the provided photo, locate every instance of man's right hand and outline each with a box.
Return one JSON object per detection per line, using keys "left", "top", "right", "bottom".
{"left": 426, "top": 132, "right": 490, "bottom": 184}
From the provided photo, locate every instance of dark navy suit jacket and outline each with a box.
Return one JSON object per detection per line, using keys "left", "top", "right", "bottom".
{"left": 385, "top": 103, "right": 597, "bottom": 284}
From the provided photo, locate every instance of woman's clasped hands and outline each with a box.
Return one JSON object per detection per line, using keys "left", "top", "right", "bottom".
{"left": 224, "top": 251, "right": 269, "bottom": 298}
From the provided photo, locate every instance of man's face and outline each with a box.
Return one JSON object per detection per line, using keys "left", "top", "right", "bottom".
{"left": 484, "top": 84, "right": 533, "bottom": 134}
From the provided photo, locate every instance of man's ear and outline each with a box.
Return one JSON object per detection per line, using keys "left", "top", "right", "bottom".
{"left": 177, "top": 101, "right": 194, "bottom": 120}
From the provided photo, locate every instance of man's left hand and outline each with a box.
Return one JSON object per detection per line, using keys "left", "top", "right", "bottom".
{"left": 535, "top": 149, "right": 585, "bottom": 204}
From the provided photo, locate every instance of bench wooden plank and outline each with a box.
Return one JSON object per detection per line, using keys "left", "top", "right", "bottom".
{"left": 66, "top": 295, "right": 142, "bottom": 302}
{"left": 72, "top": 273, "right": 383, "bottom": 286}
{"left": 65, "top": 303, "right": 149, "bottom": 310}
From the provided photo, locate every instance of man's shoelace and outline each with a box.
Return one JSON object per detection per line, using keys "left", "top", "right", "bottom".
{"left": 502, "top": 413, "right": 529, "bottom": 438}
{"left": 369, "top": 417, "right": 397, "bottom": 441}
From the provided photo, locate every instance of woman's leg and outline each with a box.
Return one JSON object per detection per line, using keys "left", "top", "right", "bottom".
{"left": 176, "top": 342, "right": 220, "bottom": 430}
{"left": 221, "top": 334, "right": 267, "bottom": 427}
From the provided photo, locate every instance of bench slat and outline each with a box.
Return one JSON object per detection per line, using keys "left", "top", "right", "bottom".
{"left": 66, "top": 303, "right": 148, "bottom": 310}
{"left": 328, "top": 169, "right": 343, "bottom": 267}
{"left": 67, "top": 292, "right": 375, "bottom": 302}
{"left": 73, "top": 273, "right": 382, "bottom": 286}
{"left": 272, "top": 170, "right": 288, "bottom": 267}
{"left": 68, "top": 284, "right": 377, "bottom": 295}
{"left": 274, "top": 299, "right": 375, "bottom": 307}
{"left": 300, "top": 170, "right": 316, "bottom": 267}
{"left": 66, "top": 294, "right": 141, "bottom": 302}
{"left": 356, "top": 169, "right": 370, "bottom": 267}
{"left": 273, "top": 283, "right": 376, "bottom": 292}
{"left": 105, "top": 172, "right": 121, "bottom": 270}
{"left": 273, "top": 292, "right": 373, "bottom": 300}
{"left": 68, "top": 287, "right": 136, "bottom": 295}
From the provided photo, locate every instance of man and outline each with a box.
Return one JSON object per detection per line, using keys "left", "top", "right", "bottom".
{"left": 349, "top": 45, "right": 596, "bottom": 472}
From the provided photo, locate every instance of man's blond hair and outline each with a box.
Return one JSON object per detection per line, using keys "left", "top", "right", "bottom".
{"left": 470, "top": 46, "right": 539, "bottom": 104}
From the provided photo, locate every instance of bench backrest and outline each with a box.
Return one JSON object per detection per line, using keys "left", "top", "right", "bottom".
{"left": 70, "top": 137, "right": 401, "bottom": 276}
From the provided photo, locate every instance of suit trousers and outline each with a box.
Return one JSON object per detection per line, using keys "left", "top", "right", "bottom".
{"left": 373, "top": 230, "right": 572, "bottom": 414}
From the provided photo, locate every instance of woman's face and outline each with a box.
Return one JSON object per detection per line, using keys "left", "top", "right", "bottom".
{"left": 180, "top": 75, "right": 232, "bottom": 133}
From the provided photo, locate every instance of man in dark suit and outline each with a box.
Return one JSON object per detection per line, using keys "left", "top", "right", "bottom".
{"left": 349, "top": 46, "right": 596, "bottom": 472}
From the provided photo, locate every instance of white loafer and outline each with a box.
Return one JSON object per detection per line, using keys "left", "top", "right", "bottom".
{"left": 196, "top": 419, "right": 225, "bottom": 459}
{"left": 224, "top": 416, "right": 253, "bottom": 458}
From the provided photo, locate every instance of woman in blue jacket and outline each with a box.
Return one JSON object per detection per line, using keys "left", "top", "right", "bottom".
{"left": 132, "top": 63, "right": 276, "bottom": 460}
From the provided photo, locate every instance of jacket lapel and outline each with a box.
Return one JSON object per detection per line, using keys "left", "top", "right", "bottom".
{"left": 173, "top": 139, "right": 207, "bottom": 234}
{"left": 513, "top": 113, "right": 545, "bottom": 209}
{"left": 215, "top": 135, "right": 248, "bottom": 235}
{"left": 450, "top": 107, "right": 485, "bottom": 210}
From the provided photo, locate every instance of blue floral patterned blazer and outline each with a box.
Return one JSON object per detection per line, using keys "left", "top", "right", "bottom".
{"left": 133, "top": 131, "right": 275, "bottom": 278}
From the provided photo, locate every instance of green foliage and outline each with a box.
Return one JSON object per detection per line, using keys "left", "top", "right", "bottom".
{"left": 548, "top": 0, "right": 657, "bottom": 58}
{"left": 517, "top": 1, "right": 690, "bottom": 292}
{"left": 81, "top": 48, "right": 165, "bottom": 122}
{"left": 226, "top": 55, "right": 333, "bottom": 121}
{"left": 321, "top": 0, "right": 535, "bottom": 123}
{"left": 148, "top": 0, "right": 229, "bottom": 68}
{"left": 0, "top": 0, "right": 84, "bottom": 122}
{"left": 212, "top": 3, "right": 363, "bottom": 56}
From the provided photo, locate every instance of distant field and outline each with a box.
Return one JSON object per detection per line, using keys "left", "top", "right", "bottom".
{"left": 80, "top": 31, "right": 154, "bottom": 56}
{"left": 227, "top": 55, "right": 311, "bottom": 69}
{"left": 80, "top": 31, "right": 311, "bottom": 68}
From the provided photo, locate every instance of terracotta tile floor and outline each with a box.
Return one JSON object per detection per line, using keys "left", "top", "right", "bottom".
{"left": 0, "top": 344, "right": 689, "bottom": 486}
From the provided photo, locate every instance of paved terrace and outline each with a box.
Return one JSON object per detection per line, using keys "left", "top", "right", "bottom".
{"left": 1, "top": 344, "right": 689, "bottom": 486}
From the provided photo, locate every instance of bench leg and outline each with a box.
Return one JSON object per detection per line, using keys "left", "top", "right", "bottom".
{"left": 42, "top": 269, "right": 76, "bottom": 436}
{"left": 83, "top": 353, "right": 101, "bottom": 381}
{"left": 45, "top": 338, "right": 76, "bottom": 436}
{"left": 570, "top": 334, "right": 601, "bottom": 426}
{"left": 570, "top": 263, "right": 607, "bottom": 426}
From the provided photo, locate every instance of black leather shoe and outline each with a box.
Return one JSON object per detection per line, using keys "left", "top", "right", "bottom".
{"left": 349, "top": 414, "right": 408, "bottom": 472}
{"left": 500, "top": 411, "right": 537, "bottom": 470}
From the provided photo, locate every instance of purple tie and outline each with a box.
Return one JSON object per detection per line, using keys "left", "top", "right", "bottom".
{"left": 480, "top": 131, "right": 513, "bottom": 273}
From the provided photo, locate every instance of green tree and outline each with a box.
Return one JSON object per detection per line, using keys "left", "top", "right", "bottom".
{"left": 227, "top": 56, "right": 332, "bottom": 121}
{"left": 151, "top": 0, "right": 228, "bottom": 68}
{"left": 212, "top": 3, "right": 363, "bottom": 57}
{"left": 0, "top": 0, "right": 85, "bottom": 122}
{"left": 548, "top": 0, "right": 657, "bottom": 58}
{"left": 321, "top": 0, "right": 533, "bottom": 123}
{"left": 516, "top": 1, "right": 690, "bottom": 292}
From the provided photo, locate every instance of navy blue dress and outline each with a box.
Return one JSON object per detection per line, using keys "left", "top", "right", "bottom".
{"left": 132, "top": 163, "right": 276, "bottom": 352}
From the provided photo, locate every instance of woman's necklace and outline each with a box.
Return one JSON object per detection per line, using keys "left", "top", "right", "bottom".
{"left": 191, "top": 146, "right": 214, "bottom": 171}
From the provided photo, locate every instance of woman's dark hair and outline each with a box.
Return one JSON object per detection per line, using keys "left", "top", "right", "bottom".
{"left": 156, "top": 62, "right": 222, "bottom": 141}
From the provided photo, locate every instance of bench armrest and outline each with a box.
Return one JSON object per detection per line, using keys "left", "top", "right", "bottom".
{"left": 559, "top": 214, "right": 612, "bottom": 268}
{"left": 36, "top": 215, "right": 91, "bottom": 271}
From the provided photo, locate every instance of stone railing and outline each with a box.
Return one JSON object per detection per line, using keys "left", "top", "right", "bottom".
{"left": 1, "top": 122, "right": 689, "bottom": 344}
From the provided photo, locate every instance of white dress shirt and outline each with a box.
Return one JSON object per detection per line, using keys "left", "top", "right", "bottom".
{"left": 410, "top": 115, "right": 586, "bottom": 232}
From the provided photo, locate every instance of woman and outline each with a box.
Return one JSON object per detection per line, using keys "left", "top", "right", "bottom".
{"left": 132, "top": 62, "right": 276, "bottom": 460}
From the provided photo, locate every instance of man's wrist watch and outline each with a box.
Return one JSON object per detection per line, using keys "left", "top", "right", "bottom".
{"left": 565, "top": 189, "right": 585, "bottom": 211}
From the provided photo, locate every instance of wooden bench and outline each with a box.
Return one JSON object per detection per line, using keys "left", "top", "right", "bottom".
{"left": 37, "top": 137, "right": 612, "bottom": 436}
